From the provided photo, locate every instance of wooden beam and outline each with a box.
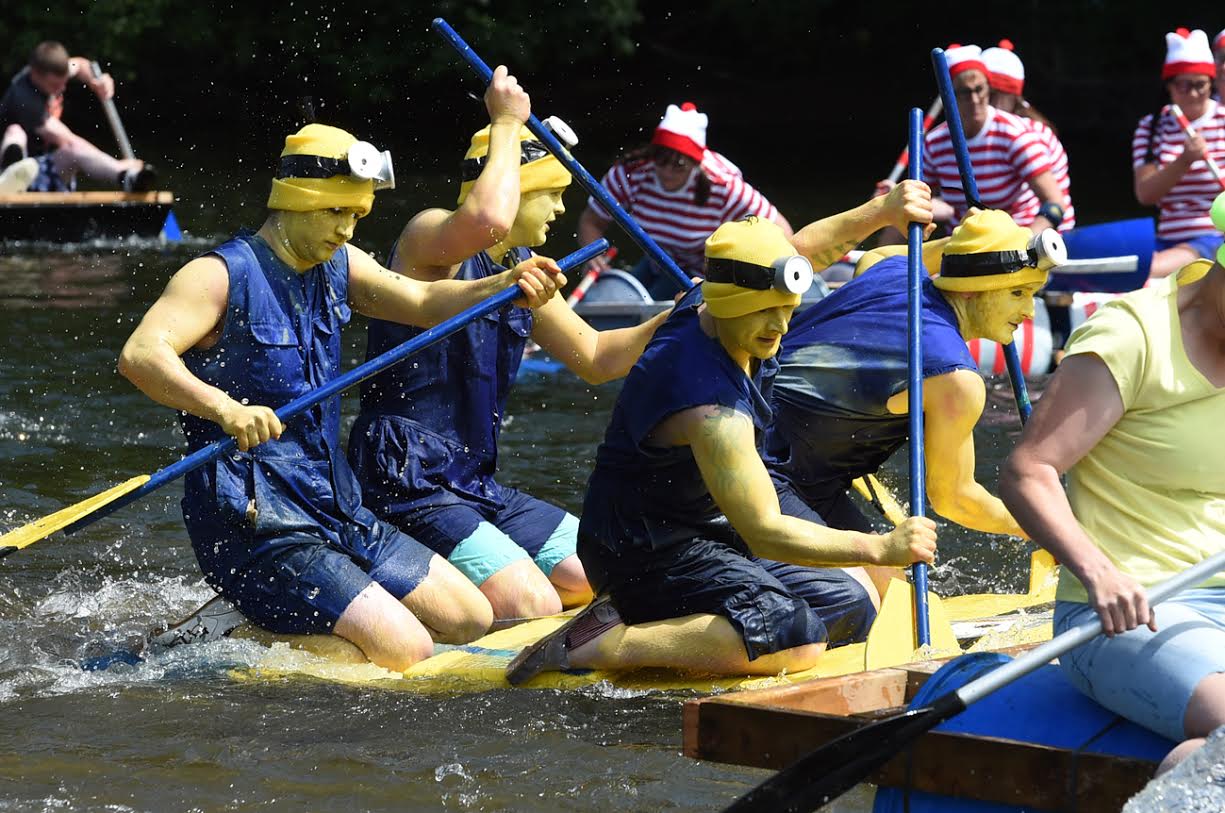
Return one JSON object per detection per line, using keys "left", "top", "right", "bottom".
{"left": 0, "top": 191, "right": 173, "bottom": 205}
{"left": 685, "top": 701, "right": 1155, "bottom": 812}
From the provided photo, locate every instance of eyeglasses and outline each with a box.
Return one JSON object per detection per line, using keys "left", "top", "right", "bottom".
{"left": 1171, "top": 78, "right": 1213, "bottom": 95}
{"left": 651, "top": 150, "right": 694, "bottom": 170}
{"left": 955, "top": 83, "right": 990, "bottom": 100}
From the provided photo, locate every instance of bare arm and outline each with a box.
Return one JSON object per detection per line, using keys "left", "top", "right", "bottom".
{"left": 577, "top": 205, "right": 613, "bottom": 267}
{"left": 676, "top": 405, "right": 936, "bottom": 567}
{"left": 347, "top": 243, "right": 563, "bottom": 326}
{"left": 69, "top": 57, "right": 114, "bottom": 99}
{"left": 918, "top": 370, "right": 1027, "bottom": 537}
{"left": 768, "top": 208, "right": 794, "bottom": 238}
{"left": 118, "top": 256, "right": 283, "bottom": 451}
{"left": 1134, "top": 132, "right": 1205, "bottom": 205}
{"left": 791, "top": 179, "right": 933, "bottom": 270}
{"left": 530, "top": 294, "right": 670, "bottom": 384}
{"left": 393, "top": 66, "right": 529, "bottom": 273}
{"left": 1027, "top": 170, "right": 1065, "bottom": 233}
{"left": 999, "top": 354, "right": 1154, "bottom": 635}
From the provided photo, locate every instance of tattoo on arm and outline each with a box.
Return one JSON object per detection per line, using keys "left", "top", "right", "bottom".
{"left": 699, "top": 406, "right": 751, "bottom": 504}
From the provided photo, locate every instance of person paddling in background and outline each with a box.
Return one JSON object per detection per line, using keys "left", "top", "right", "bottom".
{"left": 506, "top": 217, "right": 938, "bottom": 686}
{"left": 1133, "top": 28, "right": 1225, "bottom": 279}
{"left": 348, "top": 67, "right": 669, "bottom": 623}
{"left": 1000, "top": 192, "right": 1225, "bottom": 775}
{"left": 577, "top": 102, "right": 793, "bottom": 298}
{"left": 982, "top": 39, "right": 1074, "bottom": 227}
{"left": 877, "top": 45, "right": 1070, "bottom": 239}
{"left": 765, "top": 211, "right": 1066, "bottom": 600}
{"left": 0, "top": 41, "right": 154, "bottom": 192}
{"left": 118, "top": 124, "right": 565, "bottom": 672}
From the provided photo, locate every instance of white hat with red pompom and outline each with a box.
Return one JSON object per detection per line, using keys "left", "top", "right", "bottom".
{"left": 1213, "top": 28, "right": 1225, "bottom": 53}
{"left": 1163, "top": 28, "right": 1216, "bottom": 79}
{"left": 983, "top": 39, "right": 1025, "bottom": 95}
{"left": 946, "top": 43, "right": 988, "bottom": 79}
{"left": 651, "top": 102, "right": 708, "bottom": 163}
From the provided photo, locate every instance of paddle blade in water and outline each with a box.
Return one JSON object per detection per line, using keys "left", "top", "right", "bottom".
{"left": 863, "top": 582, "right": 960, "bottom": 670}
{"left": 0, "top": 475, "right": 149, "bottom": 557}
{"left": 722, "top": 694, "right": 964, "bottom": 813}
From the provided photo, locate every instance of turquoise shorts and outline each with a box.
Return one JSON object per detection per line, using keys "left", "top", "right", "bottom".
{"left": 1055, "top": 587, "right": 1225, "bottom": 742}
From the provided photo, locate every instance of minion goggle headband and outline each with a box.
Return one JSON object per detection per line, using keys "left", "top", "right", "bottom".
{"left": 277, "top": 142, "right": 396, "bottom": 190}
{"left": 940, "top": 228, "right": 1068, "bottom": 279}
{"left": 704, "top": 255, "right": 815, "bottom": 295}
{"left": 460, "top": 139, "right": 551, "bottom": 182}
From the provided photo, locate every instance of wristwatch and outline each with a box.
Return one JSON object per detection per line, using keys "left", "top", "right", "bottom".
{"left": 1037, "top": 201, "right": 1065, "bottom": 228}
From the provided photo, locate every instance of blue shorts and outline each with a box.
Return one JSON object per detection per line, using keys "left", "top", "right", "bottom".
{"left": 28, "top": 154, "right": 73, "bottom": 193}
{"left": 193, "top": 517, "right": 434, "bottom": 637}
{"left": 578, "top": 495, "right": 876, "bottom": 659}
{"left": 1155, "top": 234, "right": 1224, "bottom": 260}
{"left": 395, "top": 488, "right": 576, "bottom": 586}
{"left": 1054, "top": 588, "right": 1225, "bottom": 742}
{"left": 775, "top": 478, "right": 879, "bottom": 534}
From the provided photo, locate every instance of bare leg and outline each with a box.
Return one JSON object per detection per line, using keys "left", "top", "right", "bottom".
{"left": 49, "top": 134, "right": 142, "bottom": 187}
{"left": 1149, "top": 245, "right": 1200, "bottom": 280}
{"left": 1159, "top": 671, "right": 1225, "bottom": 774}
{"left": 331, "top": 582, "right": 436, "bottom": 671}
{"left": 479, "top": 558, "right": 563, "bottom": 620}
{"left": 400, "top": 554, "right": 494, "bottom": 644}
{"left": 846, "top": 565, "right": 888, "bottom": 611}
{"left": 548, "top": 554, "right": 594, "bottom": 608}
{"left": 569, "top": 612, "right": 827, "bottom": 675}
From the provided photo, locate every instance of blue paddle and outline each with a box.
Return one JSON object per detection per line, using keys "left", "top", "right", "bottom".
{"left": 906, "top": 107, "right": 931, "bottom": 646}
{"left": 930, "top": 48, "right": 1033, "bottom": 422}
{"left": 0, "top": 240, "right": 608, "bottom": 557}
{"left": 432, "top": 18, "right": 693, "bottom": 295}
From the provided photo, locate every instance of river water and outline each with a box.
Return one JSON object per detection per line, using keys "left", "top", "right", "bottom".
{"left": 0, "top": 156, "right": 1047, "bottom": 811}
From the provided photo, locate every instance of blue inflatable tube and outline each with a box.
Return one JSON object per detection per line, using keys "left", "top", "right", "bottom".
{"left": 1048, "top": 218, "right": 1156, "bottom": 293}
{"left": 872, "top": 652, "right": 1174, "bottom": 812}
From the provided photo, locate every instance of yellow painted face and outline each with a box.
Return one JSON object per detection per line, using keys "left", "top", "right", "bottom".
{"left": 510, "top": 187, "right": 566, "bottom": 247}
{"left": 964, "top": 282, "right": 1044, "bottom": 344}
{"left": 274, "top": 207, "right": 364, "bottom": 268}
{"left": 714, "top": 304, "right": 796, "bottom": 361}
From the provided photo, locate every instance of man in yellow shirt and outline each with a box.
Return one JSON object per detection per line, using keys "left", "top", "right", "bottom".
{"left": 1001, "top": 197, "right": 1225, "bottom": 773}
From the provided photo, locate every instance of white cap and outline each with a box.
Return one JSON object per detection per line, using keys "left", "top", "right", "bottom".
{"left": 983, "top": 39, "right": 1025, "bottom": 95}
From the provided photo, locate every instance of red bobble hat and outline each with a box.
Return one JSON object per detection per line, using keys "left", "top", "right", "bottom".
{"left": 651, "top": 102, "right": 707, "bottom": 163}
{"left": 946, "top": 43, "right": 988, "bottom": 79}
{"left": 982, "top": 39, "right": 1025, "bottom": 95}
{"left": 1163, "top": 28, "right": 1216, "bottom": 79}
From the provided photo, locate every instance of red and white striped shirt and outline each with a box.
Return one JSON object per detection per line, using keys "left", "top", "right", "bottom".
{"left": 1131, "top": 100, "right": 1225, "bottom": 242}
{"left": 1026, "top": 119, "right": 1076, "bottom": 230}
{"left": 923, "top": 107, "right": 1055, "bottom": 228}
{"left": 588, "top": 150, "right": 780, "bottom": 276}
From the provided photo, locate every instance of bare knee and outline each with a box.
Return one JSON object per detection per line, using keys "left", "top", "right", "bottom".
{"left": 1157, "top": 737, "right": 1206, "bottom": 775}
{"left": 1183, "top": 672, "right": 1225, "bottom": 738}
{"left": 548, "top": 556, "right": 594, "bottom": 607}
{"left": 2, "top": 124, "right": 26, "bottom": 148}
{"left": 482, "top": 562, "right": 563, "bottom": 620}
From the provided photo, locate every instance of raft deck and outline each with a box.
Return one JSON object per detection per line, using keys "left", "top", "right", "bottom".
{"left": 0, "top": 191, "right": 174, "bottom": 242}
{"left": 682, "top": 645, "right": 1156, "bottom": 813}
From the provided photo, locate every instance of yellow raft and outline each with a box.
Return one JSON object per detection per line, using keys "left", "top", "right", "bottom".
{"left": 232, "top": 550, "right": 1057, "bottom": 695}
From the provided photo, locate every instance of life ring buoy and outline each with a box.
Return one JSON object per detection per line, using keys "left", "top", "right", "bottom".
{"left": 966, "top": 298, "right": 1054, "bottom": 377}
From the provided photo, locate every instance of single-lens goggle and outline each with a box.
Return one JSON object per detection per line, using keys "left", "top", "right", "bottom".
{"left": 940, "top": 228, "right": 1068, "bottom": 279}
{"left": 704, "top": 255, "right": 814, "bottom": 295}
{"left": 277, "top": 141, "right": 396, "bottom": 191}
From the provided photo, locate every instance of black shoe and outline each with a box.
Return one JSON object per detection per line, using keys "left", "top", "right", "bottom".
{"left": 121, "top": 164, "right": 157, "bottom": 192}
{"left": 1, "top": 144, "right": 24, "bottom": 170}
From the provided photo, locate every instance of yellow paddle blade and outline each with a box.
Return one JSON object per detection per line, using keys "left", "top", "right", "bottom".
{"left": 863, "top": 580, "right": 961, "bottom": 670}
{"left": 0, "top": 475, "right": 149, "bottom": 555}
{"left": 851, "top": 474, "right": 907, "bottom": 526}
{"left": 1028, "top": 548, "right": 1058, "bottom": 599}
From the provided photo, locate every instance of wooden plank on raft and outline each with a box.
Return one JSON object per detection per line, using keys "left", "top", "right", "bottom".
{"left": 685, "top": 699, "right": 1155, "bottom": 812}
{"left": 0, "top": 191, "right": 173, "bottom": 206}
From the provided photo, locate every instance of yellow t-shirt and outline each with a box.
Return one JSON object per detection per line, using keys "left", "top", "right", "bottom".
{"left": 1058, "top": 260, "right": 1225, "bottom": 602}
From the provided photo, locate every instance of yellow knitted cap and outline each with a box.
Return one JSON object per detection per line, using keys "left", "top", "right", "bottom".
{"left": 703, "top": 217, "right": 803, "bottom": 318}
{"left": 456, "top": 125, "right": 571, "bottom": 205}
{"left": 267, "top": 124, "right": 375, "bottom": 216}
{"left": 934, "top": 209, "right": 1050, "bottom": 292}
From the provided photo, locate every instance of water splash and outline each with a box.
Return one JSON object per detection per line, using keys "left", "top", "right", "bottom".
{"left": 1125, "top": 725, "right": 1225, "bottom": 811}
